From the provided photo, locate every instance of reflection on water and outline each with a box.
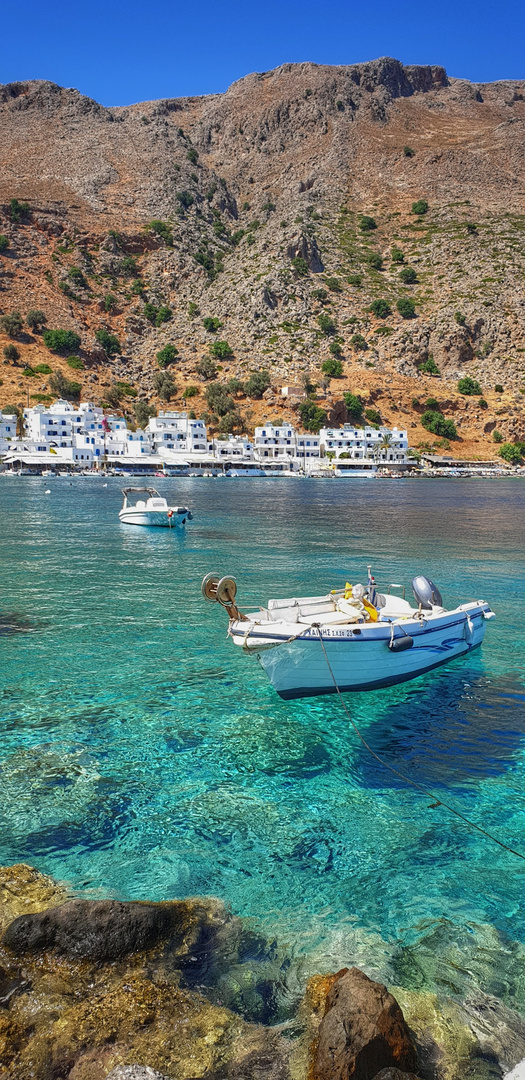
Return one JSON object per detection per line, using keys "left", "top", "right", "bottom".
{"left": 0, "top": 476, "right": 524, "bottom": 1014}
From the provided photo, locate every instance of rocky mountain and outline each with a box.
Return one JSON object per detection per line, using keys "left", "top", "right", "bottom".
{"left": 1, "top": 56, "right": 525, "bottom": 456}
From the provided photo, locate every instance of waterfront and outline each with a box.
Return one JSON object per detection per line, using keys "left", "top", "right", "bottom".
{"left": 1, "top": 476, "right": 525, "bottom": 1024}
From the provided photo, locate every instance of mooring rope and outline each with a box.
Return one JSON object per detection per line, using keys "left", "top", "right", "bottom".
{"left": 313, "top": 624, "right": 525, "bottom": 864}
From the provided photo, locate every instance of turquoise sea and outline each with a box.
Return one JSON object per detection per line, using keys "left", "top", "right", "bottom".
{"left": 1, "top": 476, "right": 525, "bottom": 1015}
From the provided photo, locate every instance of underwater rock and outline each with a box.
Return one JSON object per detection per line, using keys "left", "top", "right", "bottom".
{"left": 105, "top": 1068, "right": 173, "bottom": 1079}
{"left": 3, "top": 899, "right": 177, "bottom": 960}
{"left": 0, "top": 863, "right": 69, "bottom": 932}
{"left": 0, "top": 962, "right": 29, "bottom": 1005}
{"left": 313, "top": 967, "right": 418, "bottom": 1080}
{"left": 372, "top": 1072, "right": 421, "bottom": 1080}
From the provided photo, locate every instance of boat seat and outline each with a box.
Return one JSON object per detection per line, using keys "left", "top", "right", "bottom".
{"left": 135, "top": 500, "right": 146, "bottom": 509}
{"left": 297, "top": 610, "right": 358, "bottom": 627}
{"left": 377, "top": 595, "right": 417, "bottom": 617}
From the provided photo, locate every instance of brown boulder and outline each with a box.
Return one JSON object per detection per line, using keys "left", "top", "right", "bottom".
{"left": 313, "top": 967, "right": 418, "bottom": 1080}
{"left": 3, "top": 899, "right": 176, "bottom": 961}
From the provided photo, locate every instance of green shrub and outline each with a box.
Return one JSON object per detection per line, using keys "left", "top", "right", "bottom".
{"left": 397, "top": 297, "right": 416, "bottom": 318}
{"left": 1, "top": 311, "right": 23, "bottom": 338}
{"left": 455, "top": 311, "right": 466, "bottom": 326}
{"left": 186, "top": 148, "right": 199, "bottom": 164}
{"left": 149, "top": 220, "right": 173, "bottom": 245}
{"left": 231, "top": 229, "right": 245, "bottom": 246}
{"left": 318, "top": 313, "right": 336, "bottom": 335}
{"left": 157, "top": 344, "right": 178, "bottom": 368}
{"left": 210, "top": 340, "right": 233, "bottom": 359}
{"left": 95, "top": 329, "right": 121, "bottom": 357}
{"left": 59, "top": 281, "right": 75, "bottom": 299}
{"left": 495, "top": 384, "right": 504, "bottom": 393}
{"left": 291, "top": 255, "right": 309, "bottom": 276}
{"left": 458, "top": 375, "right": 482, "bottom": 395}
{"left": 156, "top": 305, "right": 172, "bottom": 326}
{"left": 350, "top": 333, "right": 368, "bottom": 351}
{"left": 411, "top": 398, "right": 420, "bottom": 409}
{"left": 245, "top": 369, "right": 270, "bottom": 398}
{"left": 369, "top": 299, "right": 391, "bottom": 319}
{"left": 324, "top": 276, "right": 342, "bottom": 292}
{"left": 298, "top": 401, "right": 327, "bottom": 432}
{"left": 241, "top": 201, "right": 250, "bottom": 211}
{"left": 227, "top": 377, "right": 244, "bottom": 394}
{"left": 134, "top": 400, "right": 157, "bottom": 427}
{"left": 0, "top": 235, "right": 9, "bottom": 253}
{"left": 421, "top": 410, "right": 457, "bottom": 438}
{"left": 188, "top": 302, "right": 200, "bottom": 317}
{"left": 183, "top": 385, "right": 199, "bottom": 398}
{"left": 9, "top": 198, "right": 30, "bottom": 223}
{"left": 143, "top": 302, "right": 158, "bottom": 324}
{"left": 399, "top": 266, "right": 417, "bottom": 284}
{"left": 466, "top": 223, "right": 477, "bottom": 234}
{"left": 22, "top": 366, "right": 37, "bottom": 377}
{"left": 3, "top": 344, "right": 19, "bottom": 362}
{"left": 120, "top": 256, "right": 139, "bottom": 276}
{"left": 68, "top": 267, "right": 86, "bottom": 287}
{"left": 43, "top": 328, "right": 81, "bottom": 354}
{"left": 66, "top": 357, "right": 84, "bottom": 370}
{"left": 131, "top": 279, "right": 146, "bottom": 298}
{"left": 347, "top": 274, "right": 362, "bottom": 286}
{"left": 26, "top": 309, "right": 47, "bottom": 331}
{"left": 104, "top": 293, "right": 117, "bottom": 312}
{"left": 365, "top": 408, "right": 381, "bottom": 425}
{"left": 203, "top": 316, "right": 222, "bottom": 332}
{"left": 313, "top": 288, "right": 328, "bottom": 302}
{"left": 391, "top": 247, "right": 404, "bottom": 263}
{"left": 403, "top": 146, "right": 415, "bottom": 157}
{"left": 498, "top": 442, "right": 523, "bottom": 464}
{"left": 359, "top": 215, "right": 377, "bottom": 232}
{"left": 262, "top": 200, "right": 276, "bottom": 212}
{"left": 194, "top": 249, "right": 215, "bottom": 274}
{"left": 205, "top": 382, "right": 234, "bottom": 416}
{"left": 322, "top": 358, "right": 343, "bottom": 377}
{"left": 425, "top": 397, "right": 440, "bottom": 410}
{"left": 344, "top": 392, "right": 364, "bottom": 420}
{"left": 48, "top": 371, "right": 81, "bottom": 400}
{"left": 367, "top": 252, "right": 383, "bottom": 270}
{"left": 329, "top": 341, "right": 343, "bottom": 358}
{"left": 492, "top": 430, "right": 503, "bottom": 443}
{"left": 114, "top": 381, "right": 137, "bottom": 398}
{"left": 195, "top": 357, "right": 218, "bottom": 380}
{"left": 420, "top": 356, "right": 440, "bottom": 375}
{"left": 478, "top": 398, "right": 488, "bottom": 409}
{"left": 153, "top": 370, "right": 176, "bottom": 401}
{"left": 217, "top": 411, "right": 243, "bottom": 434}
{"left": 411, "top": 200, "right": 428, "bottom": 215}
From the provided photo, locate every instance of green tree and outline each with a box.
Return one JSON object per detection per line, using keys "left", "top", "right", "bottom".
{"left": 420, "top": 356, "right": 440, "bottom": 375}
{"left": 68, "top": 267, "right": 87, "bottom": 287}
{"left": 217, "top": 411, "right": 243, "bottom": 434}
{"left": 227, "top": 377, "right": 244, "bottom": 394}
{"left": 365, "top": 407, "right": 381, "bottom": 425}
{"left": 344, "top": 392, "right": 364, "bottom": 421}
{"left": 155, "top": 305, "right": 172, "bottom": 326}
{"left": 149, "top": 220, "right": 173, "bottom": 245}
{"left": 298, "top": 401, "right": 327, "bottom": 432}
{"left": 291, "top": 255, "right": 309, "bottom": 276}
{"left": 403, "top": 146, "right": 415, "bottom": 157}
{"left": 183, "top": 385, "right": 199, "bottom": 398}
{"left": 0, "top": 311, "right": 23, "bottom": 338}
{"left": 9, "top": 199, "right": 30, "bottom": 223}
{"left": 350, "top": 333, "right": 367, "bottom": 351}
{"left": 391, "top": 247, "right": 404, "bottom": 263}
{"left": 421, "top": 410, "right": 457, "bottom": 438}
{"left": 186, "top": 148, "right": 199, "bottom": 164}
{"left": 412, "top": 200, "right": 429, "bottom": 215}
{"left": 399, "top": 266, "right": 417, "bottom": 284}
{"left": 324, "top": 277, "right": 342, "bottom": 292}
{"left": 203, "top": 316, "right": 222, "bottom": 332}
{"left": 0, "top": 235, "right": 9, "bottom": 253}
{"left": 369, "top": 299, "right": 391, "bottom": 319}
{"left": 154, "top": 370, "right": 176, "bottom": 401}
{"left": 134, "top": 400, "right": 157, "bottom": 427}
{"left": 48, "top": 372, "right": 81, "bottom": 400}
{"left": 498, "top": 442, "right": 523, "bottom": 464}
{"left": 120, "top": 255, "right": 139, "bottom": 276}
{"left": 458, "top": 376, "right": 482, "bottom": 395}
{"left": 96, "top": 329, "right": 121, "bottom": 357}
{"left": 3, "top": 344, "right": 20, "bottom": 362}
{"left": 397, "top": 297, "right": 416, "bottom": 318}
{"left": 367, "top": 252, "right": 383, "bottom": 270}
{"left": 347, "top": 274, "right": 362, "bottom": 286}
{"left": 245, "top": 369, "right": 270, "bottom": 398}
{"left": 195, "top": 357, "right": 218, "bottom": 380}
{"left": 359, "top": 215, "right": 377, "bottom": 231}
{"left": 188, "top": 302, "right": 200, "bottom": 317}
{"left": 492, "top": 430, "right": 503, "bottom": 443}
{"left": 210, "top": 340, "right": 233, "bottom": 359}
{"left": 43, "top": 328, "right": 81, "bottom": 354}
{"left": 318, "top": 313, "right": 336, "bottom": 335}
{"left": 329, "top": 341, "right": 343, "bottom": 358}
{"left": 313, "top": 288, "right": 328, "bottom": 302}
{"left": 495, "top": 384, "right": 503, "bottom": 393}
{"left": 26, "top": 309, "right": 47, "bottom": 332}
{"left": 205, "top": 382, "right": 234, "bottom": 416}
{"left": 104, "top": 293, "right": 117, "bottom": 313}
{"left": 157, "top": 344, "right": 178, "bottom": 368}
{"left": 322, "top": 358, "right": 343, "bottom": 377}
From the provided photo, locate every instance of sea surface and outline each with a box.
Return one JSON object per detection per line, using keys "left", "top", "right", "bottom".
{"left": 1, "top": 475, "right": 524, "bottom": 1015}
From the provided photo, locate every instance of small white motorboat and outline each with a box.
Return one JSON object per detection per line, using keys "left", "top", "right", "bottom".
{"left": 119, "top": 487, "right": 192, "bottom": 528}
{"left": 202, "top": 569, "right": 495, "bottom": 699}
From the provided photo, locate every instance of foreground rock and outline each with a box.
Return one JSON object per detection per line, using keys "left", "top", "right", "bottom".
{"left": 313, "top": 967, "right": 418, "bottom": 1079}
{"left": 4, "top": 899, "right": 178, "bottom": 960}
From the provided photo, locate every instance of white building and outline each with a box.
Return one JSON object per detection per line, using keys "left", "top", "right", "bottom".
{"left": 0, "top": 410, "right": 18, "bottom": 454}
{"left": 213, "top": 436, "right": 254, "bottom": 461}
{"left": 254, "top": 423, "right": 320, "bottom": 464}
{"left": 146, "top": 412, "right": 208, "bottom": 454}
{"left": 319, "top": 425, "right": 409, "bottom": 462}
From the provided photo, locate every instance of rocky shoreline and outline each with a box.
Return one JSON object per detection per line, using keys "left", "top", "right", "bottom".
{"left": 0, "top": 864, "right": 524, "bottom": 1080}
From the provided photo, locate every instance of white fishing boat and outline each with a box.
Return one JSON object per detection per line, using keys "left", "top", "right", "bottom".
{"left": 202, "top": 570, "right": 495, "bottom": 700}
{"left": 119, "top": 487, "right": 192, "bottom": 528}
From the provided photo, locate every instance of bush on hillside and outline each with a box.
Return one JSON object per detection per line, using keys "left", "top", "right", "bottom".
{"left": 344, "top": 392, "right": 364, "bottom": 420}
{"left": 458, "top": 376, "right": 482, "bottom": 395}
{"left": 419, "top": 356, "right": 440, "bottom": 375}
{"left": 412, "top": 200, "right": 428, "bottom": 215}
{"left": 157, "top": 344, "right": 178, "bottom": 368}
{"left": 96, "top": 329, "right": 121, "bottom": 357}
{"left": 391, "top": 247, "right": 404, "bottom": 263}
{"left": 397, "top": 297, "right": 416, "bottom": 318}
{"left": 318, "top": 313, "right": 336, "bottom": 335}
{"left": 66, "top": 357, "right": 84, "bottom": 370}
{"left": 3, "top": 344, "right": 20, "bottom": 362}
{"left": 195, "top": 357, "right": 218, "bottom": 380}
{"left": 153, "top": 370, "right": 176, "bottom": 401}
{"left": 322, "top": 358, "right": 343, "bottom": 377}
{"left": 134, "top": 400, "right": 157, "bottom": 427}
{"left": 498, "top": 442, "right": 523, "bottom": 464}
{"left": 298, "top": 400, "right": 327, "bottom": 432}
{"left": 0, "top": 235, "right": 9, "bottom": 253}
{"left": 43, "top": 328, "right": 81, "bottom": 354}
{"left": 367, "top": 252, "right": 383, "bottom": 270}
{"left": 399, "top": 266, "right": 417, "bottom": 284}
{"left": 369, "top": 299, "right": 391, "bottom": 319}
{"left": 1, "top": 311, "right": 23, "bottom": 338}
{"left": 350, "top": 333, "right": 367, "bottom": 351}
{"left": 149, "top": 220, "right": 173, "bottom": 245}
{"left": 359, "top": 215, "right": 377, "bottom": 232}
{"left": 205, "top": 382, "right": 234, "bottom": 416}
{"left": 421, "top": 410, "right": 457, "bottom": 438}
{"left": 203, "top": 316, "right": 222, "bottom": 332}
{"left": 244, "top": 369, "right": 270, "bottom": 398}
{"left": 48, "top": 372, "right": 81, "bottom": 400}
{"left": 210, "top": 340, "right": 233, "bottom": 359}
{"left": 26, "top": 309, "right": 47, "bottom": 332}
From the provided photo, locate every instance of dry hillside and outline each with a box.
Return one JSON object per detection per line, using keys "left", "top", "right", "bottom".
{"left": 1, "top": 57, "right": 525, "bottom": 456}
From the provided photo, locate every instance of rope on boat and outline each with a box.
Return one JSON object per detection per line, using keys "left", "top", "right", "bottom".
{"left": 312, "top": 624, "right": 525, "bottom": 864}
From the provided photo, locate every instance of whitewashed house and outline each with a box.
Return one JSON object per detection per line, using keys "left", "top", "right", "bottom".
{"left": 146, "top": 412, "right": 208, "bottom": 455}
{"left": 319, "top": 425, "right": 409, "bottom": 462}
{"left": 253, "top": 423, "right": 320, "bottom": 465}
{"left": 0, "top": 410, "right": 18, "bottom": 454}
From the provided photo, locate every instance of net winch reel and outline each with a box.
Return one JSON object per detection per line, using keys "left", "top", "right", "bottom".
{"left": 201, "top": 573, "right": 246, "bottom": 621}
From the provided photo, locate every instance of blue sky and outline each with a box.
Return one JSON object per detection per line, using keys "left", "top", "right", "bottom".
{"left": 2, "top": 0, "right": 523, "bottom": 106}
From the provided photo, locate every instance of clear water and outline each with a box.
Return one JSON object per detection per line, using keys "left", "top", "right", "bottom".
{"left": 1, "top": 476, "right": 524, "bottom": 1009}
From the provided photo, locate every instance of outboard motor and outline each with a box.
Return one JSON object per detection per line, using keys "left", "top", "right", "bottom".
{"left": 412, "top": 575, "right": 443, "bottom": 610}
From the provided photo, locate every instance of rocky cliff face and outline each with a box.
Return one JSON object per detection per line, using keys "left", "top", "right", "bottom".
{"left": 1, "top": 58, "right": 525, "bottom": 455}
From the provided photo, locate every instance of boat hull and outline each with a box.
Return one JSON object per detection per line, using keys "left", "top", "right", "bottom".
{"left": 119, "top": 510, "right": 188, "bottom": 527}
{"left": 231, "top": 603, "right": 492, "bottom": 699}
